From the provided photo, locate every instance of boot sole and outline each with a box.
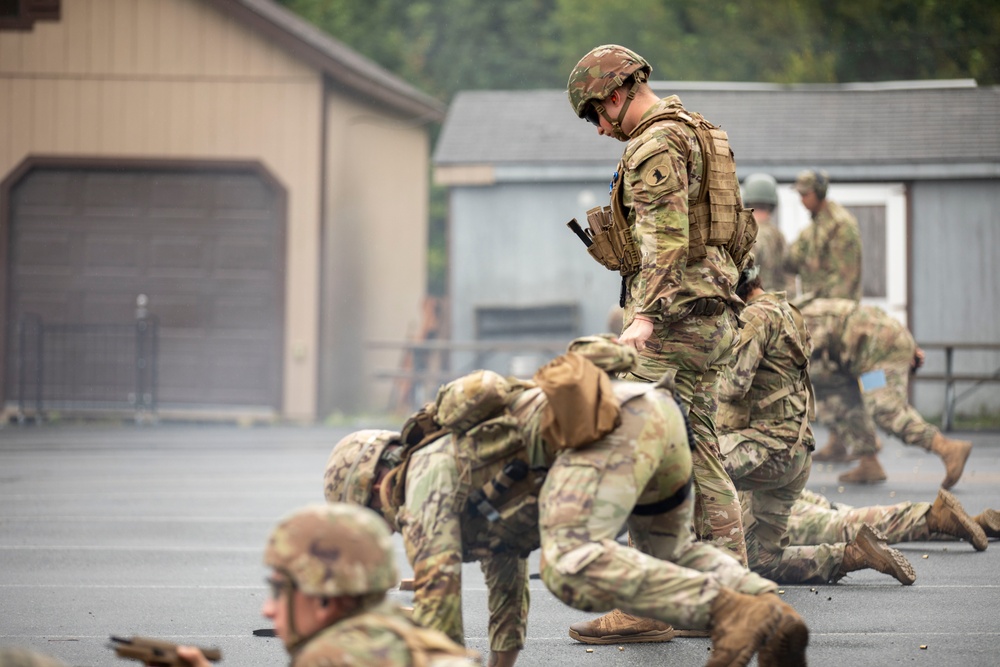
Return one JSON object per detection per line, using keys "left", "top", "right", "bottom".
{"left": 758, "top": 614, "right": 809, "bottom": 667}
{"left": 857, "top": 524, "right": 916, "bottom": 585}
{"left": 941, "top": 440, "right": 972, "bottom": 490}
{"left": 980, "top": 509, "right": 1000, "bottom": 539}
{"left": 938, "top": 489, "right": 988, "bottom": 551}
{"left": 568, "top": 628, "right": 675, "bottom": 644}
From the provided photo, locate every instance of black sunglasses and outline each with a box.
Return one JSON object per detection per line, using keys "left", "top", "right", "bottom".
{"left": 583, "top": 105, "right": 601, "bottom": 127}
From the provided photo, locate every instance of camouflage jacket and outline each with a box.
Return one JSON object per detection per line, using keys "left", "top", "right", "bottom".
{"left": 785, "top": 200, "right": 862, "bottom": 300}
{"left": 752, "top": 218, "right": 788, "bottom": 293}
{"left": 799, "top": 298, "right": 913, "bottom": 376}
{"left": 293, "top": 598, "right": 477, "bottom": 667}
{"left": 618, "top": 96, "right": 741, "bottom": 329}
{"left": 719, "top": 292, "right": 814, "bottom": 447}
{"left": 395, "top": 429, "right": 534, "bottom": 653}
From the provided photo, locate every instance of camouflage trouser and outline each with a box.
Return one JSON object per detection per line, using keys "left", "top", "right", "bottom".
{"left": 721, "top": 433, "right": 836, "bottom": 583}
{"left": 537, "top": 390, "right": 775, "bottom": 630}
{"left": 786, "top": 488, "right": 932, "bottom": 545}
{"left": 623, "top": 309, "right": 747, "bottom": 566}
{"left": 812, "top": 351, "right": 938, "bottom": 456}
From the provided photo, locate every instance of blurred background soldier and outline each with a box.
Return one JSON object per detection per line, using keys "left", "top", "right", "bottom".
{"left": 566, "top": 43, "right": 752, "bottom": 573}
{"left": 785, "top": 169, "right": 862, "bottom": 301}
{"left": 717, "top": 257, "right": 914, "bottom": 587}
{"left": 176, "top": 503, "right": 476, "bottom": 667}
{"left": 801, "top": 298, "right": 973, "bottom": 487}
{"left": 325, "top": 339, "right": 809, "bottom": 667}
{"left": 741, "top": 174, "right": 788, "bottom": 293}
{"left": 787, "top": 488, "right": 989, "bottom": 551}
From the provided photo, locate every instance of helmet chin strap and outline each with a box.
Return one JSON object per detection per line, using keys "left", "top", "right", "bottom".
{"left": 593, "top": 71, "right": 648, "bottom": 140}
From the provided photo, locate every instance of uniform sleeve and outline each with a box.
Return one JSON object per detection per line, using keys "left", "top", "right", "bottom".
{"left": 721, "top": 306, "right": 769, "bottom": 400}
{"left": 398, "top": 449, "right": 467, "bottom": 646}
{"left": 481, "top": 552, "right": 529, "bottom": 652}
{"left": 628, "top": 127, "right": 691, "bottom": 320}
{"left": 785, "top": 230, "right": 807, "bottom": 274}
{"left": 823, "top": 216, "right": 863, "bottom": 300}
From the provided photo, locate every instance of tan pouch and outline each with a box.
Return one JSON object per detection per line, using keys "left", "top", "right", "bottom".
{"left": 534, "top": 352, "right": 621, "bottom": 450}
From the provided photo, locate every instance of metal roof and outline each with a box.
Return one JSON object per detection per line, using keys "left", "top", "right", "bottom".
{"left": 434, "top": 81, "right": 1000, "bottom": 181}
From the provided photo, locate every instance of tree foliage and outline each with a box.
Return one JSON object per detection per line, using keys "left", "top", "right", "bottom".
{"left": 279, "top": 0, "right": 999, "bottom": 101}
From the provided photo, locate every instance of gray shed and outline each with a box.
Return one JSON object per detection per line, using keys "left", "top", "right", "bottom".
{"left": 433, "top": 80, "right": 1000, "bottom": 424}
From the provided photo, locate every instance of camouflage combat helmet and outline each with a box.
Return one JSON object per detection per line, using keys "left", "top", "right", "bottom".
{"left": 264, "top": 503, "right": 399, "bottom": 598}
{"left": 323, "top": 429, "right": 400, "bottom": 508}
{"left": 794, "top": 169, "right": 830, "bottom": 199}
{"left": 742, "top": 173, "right": 779, "bottom": 207}
{"left": 567, "top": 44, "right": 651, "bottom": 139}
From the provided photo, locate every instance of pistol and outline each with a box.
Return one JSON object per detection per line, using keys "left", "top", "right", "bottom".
{"left": 108, "top": 636, "right": 222, "bottom": 667}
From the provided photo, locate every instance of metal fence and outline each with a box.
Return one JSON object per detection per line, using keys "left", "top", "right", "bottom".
{"left": 14, "top": 311, "right": 158, "bottom": 422}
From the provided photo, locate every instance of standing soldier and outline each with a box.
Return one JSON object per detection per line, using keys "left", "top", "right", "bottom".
{"left": 784, "top": 169, "right": 862, "bottom": 301}
{"left": 741, "top": 173, "right": 788, "bottom": 293}
{"left": 325, "top": 339, "right": 809, "bottom": 667}
{"left": 717, "top": 257, "right": 915, "bottom": 587}
{"left": 801, "top": 298, "right": 973, "bottom": 487}
{"left": 174, "top": 503, "right": 477, "bottom": 667}
{"left": 565, "top": 44, "right": 755, "bottom": 574}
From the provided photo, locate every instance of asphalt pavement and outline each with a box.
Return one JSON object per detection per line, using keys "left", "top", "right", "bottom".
{"left": 1, "top": 421, "right": 998, "bottom": 667}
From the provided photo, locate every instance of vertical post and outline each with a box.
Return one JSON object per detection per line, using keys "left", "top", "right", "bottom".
{"left": 942, "top": 346, "right": 955, "bottom": 432}
{"left": 135, "top": 294, "right": 149, "bottom": 422}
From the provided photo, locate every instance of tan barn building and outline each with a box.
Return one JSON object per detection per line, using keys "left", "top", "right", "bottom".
{"left": 0, "top": 0, "right": 444, "bottom": 422}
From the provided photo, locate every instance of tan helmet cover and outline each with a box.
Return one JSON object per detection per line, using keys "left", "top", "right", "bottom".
{"left": 263, "top": 503, "right": 399, "bottom": 597}
{"left": 323, "top": 429, "right": 398, "bottom": 507}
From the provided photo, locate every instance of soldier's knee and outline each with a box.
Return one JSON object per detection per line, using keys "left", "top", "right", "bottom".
{"left": 540, "top": 540, "right": 644, "bottom": 610}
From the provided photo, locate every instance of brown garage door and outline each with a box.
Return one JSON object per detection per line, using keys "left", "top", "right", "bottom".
{"left": 4, "top": 163, "right": 285, "bottom": 411}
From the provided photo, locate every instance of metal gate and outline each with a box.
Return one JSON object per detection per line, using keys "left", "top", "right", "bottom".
{"left": 14, "top": 299, "right": 158, "bottom": 422}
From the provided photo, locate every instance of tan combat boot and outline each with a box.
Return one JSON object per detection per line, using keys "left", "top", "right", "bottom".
{"left": 812, "top": 432, "right": 854, "bottom": 462}
{"left": 973, "top": 509, "right": 1000, "bottom": 539}
{"left": 838, "top": 523, "right": 916, "bottom": 585}
{"left": 706, "top": 588, "right": 783, "bottom": 667}
{"left": 930, "top": 433, "right": 972, "bottom": 489}
{"left": 837, "top": 454, "right": 887, "bottom": 484}
{"left": 756, "top": 593, "right": 810, "bottom": 667}
{"left": 567, "top": 609, "right": 675, "bottom": 644}
{"left": 926, "top": 489, "right": 988, "bottom": 551}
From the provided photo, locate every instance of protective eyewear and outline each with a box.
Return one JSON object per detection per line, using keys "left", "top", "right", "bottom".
{"left": 265, "top": 577, "right": 294, "bottom": 600}
{"left": 583, "top": 105, "right": 602, "bottom": 127}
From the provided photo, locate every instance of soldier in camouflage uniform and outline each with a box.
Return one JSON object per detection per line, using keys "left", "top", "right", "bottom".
{"left": 801, "top": 298, "right": 974, "bottom": 487}
{"left": 566, "top": 44, "right": 750, "bottom": 574}
{"left": 786, "top": 488, "right": 989, "bottom": 551}
{"left": 176, "top": 503, "right": 477, "bottom": 667}
{"left": 784, "top": 170, "right": 862, "bottom": 301}
{"left": 324, "top": 338, "right": 810, "bottom": 667}
{"left": 741, "top": 173, "right": 788, "bottom": 294}
{"left": 717, "top": 257, "right": 915, "bottom": 586}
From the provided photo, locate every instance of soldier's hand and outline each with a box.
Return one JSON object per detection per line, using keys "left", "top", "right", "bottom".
{"left": 619, "top": 317, "right": 654, "bottom": 353}
{"left": 173, "top": 646, "right": 214, "bottom": 667}
{"left": 911, "top": 347, "right": 926, "bottom": 371}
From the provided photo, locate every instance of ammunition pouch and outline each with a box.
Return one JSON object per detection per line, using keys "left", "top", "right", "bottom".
{"left": 688, "top": 297, "right": 729, "bottom": 318}
{"left": 582, "top": 204, "right": 641, "bottom": 277}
